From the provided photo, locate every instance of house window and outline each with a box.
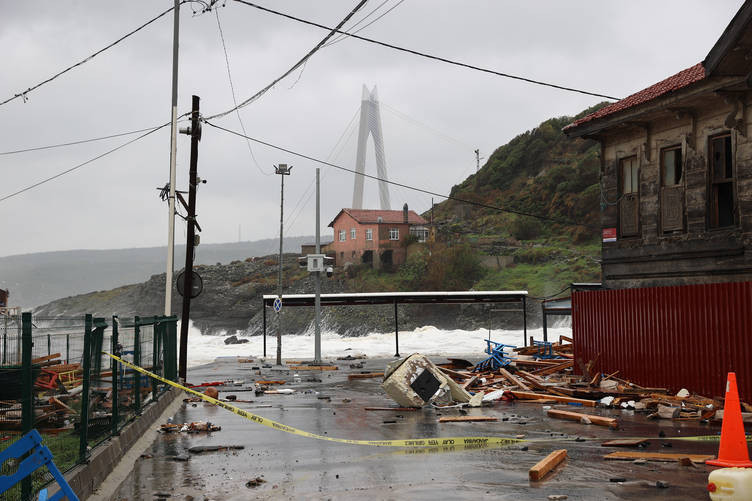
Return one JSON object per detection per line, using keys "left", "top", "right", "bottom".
{"left": 339, "top": 229, "right": 346, "bottom": 242}
{"left": 409, "top": 226, "right": 429, "bottom": 243}
{"left": 389, "top": 228, "right": 399, "bottom": 240}
{"left": 709, "top": 133, "right": 736, "bottom": 228}
{"left": 350, "top": 228, "right": 356, "bottom": 240}
{"left": 660, "top": 145, "right": 684, "bottom": 232}
{"left": 365, "top": 229, "right": 373, "bottom": 241}
{"left": 619, "top": 156, "right": 639, "bottom": 237}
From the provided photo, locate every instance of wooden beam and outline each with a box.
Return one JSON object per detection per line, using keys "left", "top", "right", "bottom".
{"left": 603, "top": 451, "right": 715, "bottom": 463}
{"left": 364, "top": 407, "right": 418, "bottom": 411}
{"left": 601, "top": 439, "right": 649, "bottom": 447}
{"left": 529, "top": 449, "right": 567, "bottom": 481}
{"left": 547, "top": 409, "right": 618, "bottom": 429}
{"left": 499, "top": 368, "right": 531, "bottom": 391}
{"left": 347, "top": 372, "right": 384, "bottom": 380}
{"left": 511, "top": 391, "right": 597, "bottom": 407}
{"left": 438, "top": 416, "right": 498, "bottom": 423}
{"left": 288, "top": 365, "right": 338, "bottom": 371}
{"left": 31, "top": 353, "right": 61, "bottom": 365}
{"left": 532, "top": 360, "right": 574, "bottom": 377}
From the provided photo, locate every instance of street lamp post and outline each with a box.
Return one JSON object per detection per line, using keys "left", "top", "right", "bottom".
{"left": 275, "top": 164, "right": 292, "bottom": 366}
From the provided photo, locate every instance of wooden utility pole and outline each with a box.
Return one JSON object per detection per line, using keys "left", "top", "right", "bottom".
{"left": 178, "top": 95, "right": 201, "bottom": 382}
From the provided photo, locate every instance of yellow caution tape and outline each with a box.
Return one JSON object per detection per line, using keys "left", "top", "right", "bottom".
{"left": 105, "top": 352, "right": 523, "bottom": 448}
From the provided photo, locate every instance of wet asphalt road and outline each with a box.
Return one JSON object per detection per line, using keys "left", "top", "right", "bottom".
{"left": 113, "top": 356, "right": 720, "bottom": 500}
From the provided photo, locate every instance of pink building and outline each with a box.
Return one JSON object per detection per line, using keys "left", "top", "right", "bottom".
{"left": 327, "top": 205, "right": 428, "bottom": 268}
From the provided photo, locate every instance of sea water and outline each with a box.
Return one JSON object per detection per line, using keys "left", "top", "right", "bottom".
{"left": 184, "top": 320, "right": 573, "bottom": 368}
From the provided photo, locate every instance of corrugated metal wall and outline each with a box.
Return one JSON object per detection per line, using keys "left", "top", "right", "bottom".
{"left": 572, "top": 281, "right": 752, "bottom": 403}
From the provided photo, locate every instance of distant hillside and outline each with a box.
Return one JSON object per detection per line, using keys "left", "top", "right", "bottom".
{"left": 0, "top": 237, "right": 312, "bottom": 308}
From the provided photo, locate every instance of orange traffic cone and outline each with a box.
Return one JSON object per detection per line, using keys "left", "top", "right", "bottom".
{"left": 706, "top": 372, "right": 752, "bottom": 467}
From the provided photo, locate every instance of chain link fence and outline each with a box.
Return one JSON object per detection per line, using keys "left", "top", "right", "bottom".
{"left": 0, "top": 312, "right": 177, "bottom": 500}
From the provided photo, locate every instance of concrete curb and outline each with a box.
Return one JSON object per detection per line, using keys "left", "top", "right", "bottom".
{"left": 48, "top": 388, "right": 182, "bottom": 500}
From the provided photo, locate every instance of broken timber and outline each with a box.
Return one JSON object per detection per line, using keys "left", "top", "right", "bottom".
{"left": 511, "top": 391, "right": 597, "bottom": 407}
{"left": 288, "top": 365, "right": 338, "bottom": 371}
{"left": 547, "top": 409, "right": 618, "bottom": 429}
{"left": 603, "top": 452, "right": 715, "bottom": 463}
{"left": 347, "top": 372, "right": 384, "bottom": 380}
{"left": 529, "top": 449, "right": 567, "bottom": 481}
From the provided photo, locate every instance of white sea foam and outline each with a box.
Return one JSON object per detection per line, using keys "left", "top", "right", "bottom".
{"left": 183, "top": 320, "right": 572, "bottom": 368}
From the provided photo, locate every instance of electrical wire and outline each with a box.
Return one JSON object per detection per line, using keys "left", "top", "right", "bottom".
{"left": 381, "top": 102, "right": 474, "bottom": 150}
{"left": 206, "top": 0, "right": 370, "bottom": 121}
{"left": 0, "top": 4, "right": 181, "bottom": 107}
{"left": 214, "top": 8, "right": 273, "bottom": 176}
{"left": 231, "top": 0, "right": 620, "bottom": 101}
{"left": 0, "top": 124, "right": 184, "bottom": 156}
{"left": 0, "top": 124, "right": 167, "bottom": 203}
{"left": 323, "top": 0, "right": 397, "bottom": 47}
{"left": 204, "top": 120, "right": 600, "bottom": 230}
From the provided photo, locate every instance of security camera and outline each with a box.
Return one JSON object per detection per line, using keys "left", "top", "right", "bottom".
{"left": 326, "top": 266, "right": 333, "bottom": 278}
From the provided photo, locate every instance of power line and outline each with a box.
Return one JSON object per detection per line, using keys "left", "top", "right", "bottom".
{"left": 0, "top": 4, "right": 181, "bottom": 107}
{"left": 206, "top": 0, "right": 370, "bottom": 120}
{"left": 231, "top": 0, "right": 620, "bottom": 101}
{"left": 0, "top": 125, "right": 167, "bottom": 203}
{"left": 0, "top": 124, "right": 181, "bottom": 156}
{"left": 324, "top": 0, "right": 391, "bottom": 47}
{"left": 204, "top": 120, "right": 599, "bottom": 230}
{"left": 325, "top": 0, "right": 406, "bottom": 48}
{"left": 214, "top": 8, "right": 273, "bottom": 176}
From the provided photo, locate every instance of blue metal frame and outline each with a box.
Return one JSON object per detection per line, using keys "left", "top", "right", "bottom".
{"left": 473, "top": 340, "right": 516, "bottom": 372}
{"left": 0, "top": 430, "right": 79, "bottom": 501}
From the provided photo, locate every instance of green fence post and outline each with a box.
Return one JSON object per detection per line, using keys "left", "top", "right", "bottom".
{"left": 21, "top": 312, "right": 33, "bottom": 500}
{"left": 111, "top": 315, "right": 119, "bottom": 436}
{"left": 79, "top": 314, "right": 92, "bottom": 464}
{"left": 134, "top": 316, "right": 141, "bottom": 414}
{"left": 168, "top": 317, "right": 178, "bottom": 381}
{"left": 47, "top": 332, "right": 51, "bottom": 356}
{"left": 66, "top": 333, "right": 70, "bottom": 364}
{"left": 152, "top": 320, "right": 160, "bottom": 401}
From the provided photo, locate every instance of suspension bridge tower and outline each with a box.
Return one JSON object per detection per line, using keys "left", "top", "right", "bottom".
{"left": 352, "top": 85, "right": 391, "bottom": 210}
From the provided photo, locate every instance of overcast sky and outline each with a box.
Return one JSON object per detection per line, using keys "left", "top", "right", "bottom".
{"left": 0, "top": 0, "right": 744, "bottom": 257}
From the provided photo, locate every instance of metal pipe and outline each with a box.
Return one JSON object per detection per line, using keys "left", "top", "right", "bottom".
{"left": 394, "top": 300, "right": 399, "bottom": 357}
{"left": 314, "top": 168, "right": 321, "bottom": 363}
{"left": 164, "top": 0, "right": 180, "bottom": 316}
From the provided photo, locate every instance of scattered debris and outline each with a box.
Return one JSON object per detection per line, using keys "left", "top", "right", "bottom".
{"left": 382, "top": 354, "right": 475, "bottom": 408}
{"left": 246, "top": 476, "right": 266, "bottom": 488}
{"left": 601, "top": 439, "right": 648, "bottom": 447}
{"left": 289, "top": 365, "right": 338, "bottom": 371}
{"left": 364, "top": 407, "right": 417, "bottom": 412}
{"left": 529, "top": 449, "right": 567, "bottom": 481}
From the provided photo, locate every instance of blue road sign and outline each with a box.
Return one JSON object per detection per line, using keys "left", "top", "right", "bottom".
{"left": 273, "top": 297, "right": 283, "bottom": 313}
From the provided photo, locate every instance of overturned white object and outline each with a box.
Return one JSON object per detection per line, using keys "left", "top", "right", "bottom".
{"left": 382, "top": 353, "right": 474, "bottom": 408}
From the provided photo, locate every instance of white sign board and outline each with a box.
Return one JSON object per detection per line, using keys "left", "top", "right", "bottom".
{"left": 307, "top": 254, "right": 326, "bottom": 272}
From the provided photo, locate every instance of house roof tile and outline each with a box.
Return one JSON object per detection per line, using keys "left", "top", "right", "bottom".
{"left": 328, "top": 209, "right": 428, "bottom": 226}
{"left": 565, "top": 62, "right": 706, "bottom": 131}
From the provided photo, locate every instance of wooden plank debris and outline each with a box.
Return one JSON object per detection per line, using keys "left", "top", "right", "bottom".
{"left": 364, "top": 407, "right": 418, "bottom": 411}
{"left": 604, "top": 451, "right": 714, "bottom": 463}
{"left": 347, "top": 372, "right": 384, "bottom": 380}
{"left": 499, "top": 368, "right": 531, "bottom": 391}
{"left": 601, "top": 439, "right": 649, "bottom": 447}
{"left": 547, "top": 409, "right": 618, "bottom": 428}
{"left": 511, "top": 391, "right": 597, "bottom": 407}
{"left": 438, "top": 416, "right": 498, "bottom": 423}
{"left": 529, "top": 449, "right": 567, "bottom": 481}
{"left": 256, "top": 380, "right": 285, "bottom": 385}
{"left": 288, "top": 365, "right": 338, "bottom": 371}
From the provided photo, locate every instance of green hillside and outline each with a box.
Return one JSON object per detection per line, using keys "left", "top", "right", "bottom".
{"left": 347, "top": 103, "right": 608, "bottom": 297}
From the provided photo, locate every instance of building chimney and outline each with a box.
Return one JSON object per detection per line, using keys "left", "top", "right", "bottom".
{"left": 403, "top": 203, "right": 409, "bottom": 224}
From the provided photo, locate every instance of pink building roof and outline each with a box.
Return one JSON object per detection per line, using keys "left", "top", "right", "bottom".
{"left": 328, "top": 208, "right": 428, "bottom": 227}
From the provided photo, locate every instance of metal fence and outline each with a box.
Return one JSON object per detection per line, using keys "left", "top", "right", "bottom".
{"left": 0, "top": 312, "right": 177, "bottom": 500}
{"left": 572, "top": 281, "right": 752, "bottom": 404}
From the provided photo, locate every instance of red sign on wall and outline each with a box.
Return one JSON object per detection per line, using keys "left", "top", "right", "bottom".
{"left": 602, "top": 227, "right": 616, "bottom": 242}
